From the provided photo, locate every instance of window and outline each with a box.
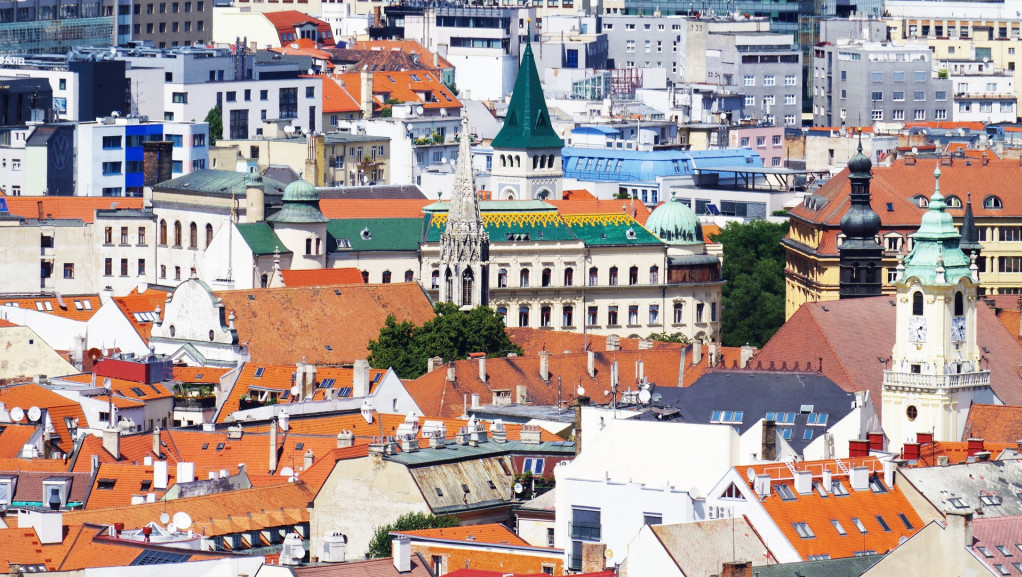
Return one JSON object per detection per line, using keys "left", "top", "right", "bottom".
{"left": 120, "top": 258, "right": 129, "bottom": 276}
{"left": 189, "top": 222, "right": 197, "bottom": 248}
{"left": 649, "top": 304, "right": 659, "bottom": 325}
{"left": 985, "top": 196, "right": 1004, "bottom": 209}
{"left": 542, "top": 268, "right": 552, "bottom": 287}
{"left": 997, "top": 545, "right": 1013, "bottom": 556}
{"left": 912, "top": 291, "right": 924, "bottom": 315}
{"left": 785, "top": 75, "right": 796, "bottom": 86}
{"left": 744, "top": 76, "right": 755, "bottom": 86}
{"left": 831, "top": 519, "right": 847, "bottom": 535}
{"left": 587, "top": 306, "right": 598, "bottom": 326}
{"left": 914, "top": 71, "right": 927, "bottom": 82}
{"left": 897, "top": 513, "right": 914, "bottom": 530}
{"left": 174, "top": 221, "right": 182, "bottom": 246}
{"left": 785, "top": 94, "right": 796, "bottom": 106}
{"left": 63, "top": 263, "right": 74, "bottom": 279}
{"left": 588, "top": 267, "right": 598, "bottom": 286}
{"left": 193, "top": 134, "right": 206, "bottom": 147}
{"left": 831, "top": 480, "right": 849, "bottom": 496}
{"left": 643, "top": 513, "right": 663, "bottom": 526}
{"left": 564, "top": 267, "right": 574, "bottom": 286}
{"left": 102, "top": 135, "right": 122, "bottom": 149}
{"left": 869, "top": 475, "right": 888, "bottom": 493}
{"left": 792, "top": 522, "right": 815, "bottom": 539}
{"left": 979, "top": 547, "right": 994, "bottom": 558}
{"left": 540, "top": 306, "right": 551, "bottom": 327}
{"left": 607, "top": 306, "right": 619, "bottom": 326}
{"left": 871, "top": 91, "right": 883, "bottom": 102}
{"left": 851, "top": 517, "right": 867, "bottom": 534}
{"left": 673, "top": 302, "right": 683, "bottom": 323}
{"left": 875, "top": 515, "right": 892, "bottom": 532}
{"left": 138, "top": 259, "right": 146, "bottom": 276}
{"left": 892, "top": 110, "right": 905, "bottom": 120}
{"left": 871, "top": 72, "right": 883, "bottom": 83}
{"left": 696, "top": 303, "right": 704, "bottom": 322}
{"left": 520, "top": 269, "right": 530, "bottom": 287}
{"left": 764, "top": 75, "right": 775, "bottom": 86}
{"left": 628, "top": 305, "right": 638, "bottom": 325}
{"left": 518, "top": 306, "right": 529, "bottom": 327}
{"left": 279, "top": 87, "right": 298, "bottom": 119}
{"left": 102, "top": 161, "right": 122, "bottom": 175}
{"left": 562, "top": 306, "right": 574, "bottom": 327}
{"left": 104, "top": 259, "right": 112, "bottom": 276}
{"left": 205, "top": 223, "right": 213, "bottom": 247}
{"left": 609, "top": 267, "right": 618, "bottom": 285}
{"left": 775, "top": 484, "right": 797, "bottom": 501}
{"left": 497, "top": 268, "right": 507, "bottom": 287}
{"left": 628, "top": 266, "right": 638, "bottom": 285}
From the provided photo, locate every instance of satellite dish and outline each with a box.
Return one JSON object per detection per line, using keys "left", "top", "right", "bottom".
{"left": 292, "top": 546, "right": 306, "bottom": 559}
{"left": 166, "top": 522, "right": 177, "bottom": 533}
{"left": 290, "top": 385, "right": 300, "bottom": 398}
{"left": 280, "top": 466, "right": 295, "bottom": 478}
{"left": 173, "top": 511, "right": 192, "bottom": 530}
{"left": 605, "top": 548, "right": 614, "bottom": 559}
{"left": 747, "top": 467, "right": 756, "bottom": 482}
{"left": 652, "top": 393, "right": 662, "bottom": 403}
{"left": 160, "top": 512, "right": 171, "bottom": 524}
{"left": 103, "top": 377, "right": 112, "bottom": 391}
{"left": 576, "top": 386, "right": 585, "bottom": 396}
{"left": 28, "top": 407, "right": 41, "bottom": 422}
{"left": 638, "top": 390, "right": 652, "bottom": 404}
{"left": 441, "top": 157, "right": 448, "bottom": 164}
{"left": 415, "top": 105, "right": 424, "bottom": 115}
{"left": 513, "top": 483, "right": 524, "bottom": 494}
{"left": 10, "top": 407, "right": 24, "bottom": 422}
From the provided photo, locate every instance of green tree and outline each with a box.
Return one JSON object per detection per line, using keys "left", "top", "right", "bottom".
{"left": 204, "top": 106, "right": 223, "bottom": 146}
{"left": 648, "top": 331, "right": 691, "bottom": 343}
{"left": 614, "top": 190, "right": 632, "bottom": 200}
{"left": 366, "top": 512, "right": 460, "bottom": 558}
{"left": 710, "top": 220, "right": 790, "bottom": 348}
{"left": 368, "top": 303, "right": 524, "bottom": 379}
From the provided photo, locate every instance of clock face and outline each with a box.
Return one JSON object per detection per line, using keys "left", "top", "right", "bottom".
{"left": 951, "top": 316, "right": 967, "bottom": 342}
{"left": 908, "top": 316, "right": 927, "bottom": 342}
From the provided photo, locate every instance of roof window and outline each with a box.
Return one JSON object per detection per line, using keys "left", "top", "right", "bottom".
{"left": 851, "top": 517, "right": 867, "bottom": 534}
{"left": 435, "top": 487, "right": 443, "bottom": 497}
{"left": 831, "top": 480, "right": 849, "bottom": 496}
{"left": 979, "top": 547, "right": 994, "bottom": 558}
{"left": 997, "top": 546, "right": 1013, "bottom": 556}
{"left": 792, "top": 522, "right": 815, "bottom": 539}
{"left": 775, "top": 484, "right": 797, "bottom": 501}
{"left": 97, "top": 478, "right": 117, "bottom": 490}
{"left": 831, "top": 519, "right": 846, "bottom": 535}
{"left": 898, "top": 513, "right": 914, "bottom": 530}
{"left": 254, "top": 367, "right": 265, "bottom": 377}
{"left": 981, "top": 494, "right": 1003, "bottom": 506}
{"left": 875, "top": 515, "right": 892, "bottom": 532}
{"left": 949, "top": 497, "right": 969, "bottom": 508}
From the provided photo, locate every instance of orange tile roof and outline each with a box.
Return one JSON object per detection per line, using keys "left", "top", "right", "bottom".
{"left": 216, "top": 362, "right": 386, "bottom": 422}
{"left": 546, "top": 198, "right": 653, "bottom": 226}
{"left": 0, "top": 457, "right": 70, "bottom": 472}
{"left": 560, "top": 189, "right": 596, "bottom": 200}
{"left": 281, "top": 268, "right": 365, "bottom": 286}
{"left": 396, "top": 524, "right": 531, "bottom": 546}
{"left": 172, "top": 366, "right": 231, "bottom": 384}
{"left": 215, "top": 282, "right": 436, "bottom": 365}
{"left": 0, "top": 528, "right": 60, "bottom": 572}
{"left": 275, "top": 43, "right": 335, "bottom": 62}
{"left": 0, "top": 197, "right": 144, "bottom": 223}
{"left": 0, "top": 424, "right": 42, "bottom": 458}
{"left": 111, "top": 288, "right": 171, "bottom": 342}
{"left": 319, "top": 74, "right": 360, "bottom": 114}
{"left": 0, "top": 295, "right": 102, "bottom": 322}
{"left": 62, "top": 481, "right": 316, "bottom": 536}
{"left": 742, "top": 456, "right": 923, "bottom": 560}
{"left": 962, "top": 404, "right": 1022, "bottom": 444}
{"left": 263, "top": 11, "right": 334, "bottom": 47}
{"left": 85, "top": 462, "right": 173, "bottom": 509}
{"left": 0, "top": 383, "right": 86, "bottom": 453}
{"left": 55, "top": 526, "right": 224, "bottom": 570}
{"left": 911, "top": 439, "right": 1016, "bottom": 467}
{"left": 60, "top": 373, "right": 172, "bottom": 402}
{"left": 506, "top": 327, "right": 685, "bottom": 355}
{"left": 319, "top": 199, "right": 431, "bottom": 219}
{"left": 0, "top": 318, "right": 15, "bottom": 327}
{"left": 348, "top": 40, "right": 454, "bottom": 70}
{"left": 328, "top": 70, "right": 461, "bottom": 113}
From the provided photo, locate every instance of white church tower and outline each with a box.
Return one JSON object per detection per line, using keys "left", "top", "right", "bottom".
{"left": 438, "top": 116, "right": 490, "bottom": 308}
{"left": 881, "top": 164, "right": 994, "bottom": 453}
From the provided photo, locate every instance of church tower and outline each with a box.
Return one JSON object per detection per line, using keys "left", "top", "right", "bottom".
{"left": 489, "top": 38, "right": 564, "bottom": 201}
{"left": 881, "top": 164, "right": 994, "bottom": 453}
{"left": 838, "top": 137, "right": 883, "bottom": 299}
{"left": 439, "top": 116, "right": 490, "bottom": 308}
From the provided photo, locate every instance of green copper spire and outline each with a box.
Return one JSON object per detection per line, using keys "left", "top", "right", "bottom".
{"left": 491, "top": 42, "right": 565, "bottom": 150}
{"left": 900, "top": 164, "right": 973, "bottom": 286}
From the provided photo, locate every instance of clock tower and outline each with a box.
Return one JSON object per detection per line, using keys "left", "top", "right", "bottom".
{"left": 881, "top": 164, "right": 995, "bottom": 453}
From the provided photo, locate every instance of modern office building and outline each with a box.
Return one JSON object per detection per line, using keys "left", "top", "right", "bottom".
{"left": 707, "top": 31, "right": 802, "bottom": 126}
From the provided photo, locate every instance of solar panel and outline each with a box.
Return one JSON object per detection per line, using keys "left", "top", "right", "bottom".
{"left": 337, "top": 387, "right": 352, "bottom": 398}
{"left": 130, "top": 550, "right": 191, "bottom": 566}
{"left": 318, "top": 378, "right": 335, "bottom": 389}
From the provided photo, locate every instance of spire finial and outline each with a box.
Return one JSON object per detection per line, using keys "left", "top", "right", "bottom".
{"left": 930, "top": 162, "right": 944, "bottom": 204}
{"left": 857, "top": 127, "right": 863, "bottom": 154}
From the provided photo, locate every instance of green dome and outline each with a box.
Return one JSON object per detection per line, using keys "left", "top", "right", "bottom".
{"left": 646, "top": 193, "right": 703, "bottom": 245}
{"left": 281, "top": 178, "right": 319, "bottom": 203}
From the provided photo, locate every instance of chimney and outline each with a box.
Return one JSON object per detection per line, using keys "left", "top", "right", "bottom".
{"left": 850, "top": 466, "right": 869, "bottom": 491}
{"left": 304, "top": 364, "right": 317, "bottom": 400}
{"left": 478, "top": 356, "right": 486, "bottom": 382}
{"left": 902, "top": 442, "right": 921, "bottom": 461}
{"left": 521, "top": 424, "right": 542, "bottom": 444}
{"left": 471, "top": 393, "right": 480, "bottom": 409}
{"left": 587, "top": 350, "right": 596, "bottom": 378}
{"left": 238, "top": 463, "right": 246, "bottom": 476}
{"left": 304, "top": 449, "right": 315, "bottom": 470}
{"left": 353, "top": 359, "right": 371, "bottom": 397}
{"left": 539, "top": 350, "right": 550, "bottom": 381}
{"left": 100, "top": 286, "right": 114, "bottom": 305}
{"left": 975, "top": 451, "right": 992, "bottom": 462}
{"left": 581, "top": 542, "right": 608, "bottom": 573}
{"left": 142, "top": 141, "right": 173, "bottom": 186}
{"left": 754, "top": 474, "right": 771, "bottom": 498}
{"left": 490, "top": 420, "right": 507, "bottom": 443}
{"left": 177, "top": 462, "right": 195, "bottom": 484}
{"left": 269, "top": 419, "right": 279, "bottom": 473}
{"left": 573, "top": 403, "right": 583, "bottom": 455}
{"left": 605, "top": 335, "right": 620, "bottom": 351}
{"left": 144, "top": 454, "right": 153, "bottom": 466}
{"left": 153, "top": 460, "right": 169, "bottom": 489}
{"left": 336, "top": 430, "right": 354, "bottom": 448}
{"left": 917, "top": 432, "right": 934, "bottom": 445}
{"left": 137, "top": 275, "right": 148, "bottom": 295}
{"left": 446, "top": 362, "right": 456, "bottom": 382}
{"left": 883, "top": 459, "right": 896, "bottom": 487}
{"left": 103, "top": 429, "right": 120, "bottom": 460}
{"left": 822, "top": 468, "right": 832, "bottom": 491}
{"left": 152, "top": 427, "right": 161, "bottom": 458}
{"left": 392, "top": 536, "right": 411, "bottom": 573}
{"left": 373, "top": 5, "right": 381, "bottom": 27}
{"left": 740, "top": 344, "right": 756, "bottom": 368}
{"left": 91, "top": 454, "right": 100, "bottom": 476}
{"left": 946, "top": 510, "right": 974, "bottom": 547}
{"left": 360, "top": 70, "right": 374, "bottom": 119}
{"left": 761, "top": 419, "right": 776, "bottom": 460}
{"left": 794, "top": 470, "right": 812, "bottom": 494}
{"left": 721, "top": 561, "right": 752, "bottom": 577}
{"left": 516, "top": 384, "right": 528, "bottom": 404}
{"left": 967, "top": 438, "right": 985, "bottom": 457}
{"left": 692, "top": 340, "right": 703, "bottom": 365}
{"left": 867, "top": 432, "right": 885, "bottom": 452}
{"left": 848, "top": 439, "right": 870, "bottom": 458}
{"left": 18, "top": 510, "right": 63, "bottom": 545}
{"left": 427, "top": 356, "right": 442, "bottom": 373}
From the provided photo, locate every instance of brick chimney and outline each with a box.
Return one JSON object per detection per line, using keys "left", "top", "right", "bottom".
{"left": 902, "top": 442, "right": 921, "bottom": 461}
{"left": 721, "top": 561, "right": 752, "bottom": 577}
{"left": 142, "top": 141, "right": 173, "bottom": 186}
{"left": 917, "top": 432, "right": 934, "bottom": 445}
{"left": 867, "top": 431, "right": 885, "bottom": 452}
{"left": 761, "top": 419, "right": 777, "bottom": 460}
{"left": 967, "top": 438, "right": 985, "bottom": 457}
{"left": 849, "top": 439, "right": 870, "bottom": 458}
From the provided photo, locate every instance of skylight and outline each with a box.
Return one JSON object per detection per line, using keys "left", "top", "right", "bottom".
{"left": 807, "top": 413, "right": 829, "bottom": 426}
{"left": 851, "top": 517, "right": 867, "bottom": 534}
{"left": 831, "top": 519, "right": 846, "bottom": 535}
{"left": 997, "top": 546, "right": 1013, "bottom": 556}
{"left": 710, "top": 411, "right": 744, "bottom": 424}
{"left": 775, "top": 484, "right": 797, "bottom": 501}
{"left": 949, "top": 497, "right": 969, "bottom": 509}
{"left": 254, "top": 367, "right": 265, "bottom": 377}
{"left": 875, "top": 515, "right": 892, "bottom": 532}
{"left": 97, "top": 478, "right": 117, "bottom": 490}
{"left": 831, "top": 480, "right": 849, "bottom": 496}
{"left": 898, "top": 513, "right": 914, "bottom": 530}
{"left": 982, "top": 494, "right": 1003, "bottom": 506}
{"left": 979, "top": 547, "right": 994, "bottom": 558}
{"left": 792, "top": 522, "right": 815, "bottom": 539}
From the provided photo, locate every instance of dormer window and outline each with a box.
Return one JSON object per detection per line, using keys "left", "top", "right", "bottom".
{"left": 42, "top": 476, "right": 71, "bottom": 509}
{"left": 0, "top": 476, "right": 15, "bottom": 507}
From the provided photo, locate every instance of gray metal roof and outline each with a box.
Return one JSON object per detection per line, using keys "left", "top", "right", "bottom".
{"left": 468, "top": 404, "right": 577, "bottom": 424}
{"left": 154, "top": 170, "right": 287, "bottom": 196}
{"left": 899, "top": 460, "right": 1022, "bottom": 518}
{"left": 384, "top": 439, "right": 575, "bottom": 467}
{"left": 752, "top": 555, "right": 885, "bottom": 577}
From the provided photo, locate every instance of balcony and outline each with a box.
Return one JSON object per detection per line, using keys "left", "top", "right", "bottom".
{"left": 883, "top": 370, "right": 991, "bottom": 390}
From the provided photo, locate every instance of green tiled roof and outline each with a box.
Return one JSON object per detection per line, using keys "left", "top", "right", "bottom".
{"left": 562, "top": 214, "right": 662, "bottom": 246}
{"left": 326, "top": 218, "right": 425, "bottom": 252}
{"left": 425, "top": 211, "right": 576, "bottom": 243}
{"left": 423, "top": 200, "right": 557, "bottom": 214}
{"left": 490, "top": 42, "right": 565, "bottom": 150}
{"left": 237, "top": 223, "right": 291, "bottom": 255}
{"left": 267, "top": 179, "right": 329, "bottom": 224}
{"left": 155, "top": 170, "right": 287, "bottom": 196}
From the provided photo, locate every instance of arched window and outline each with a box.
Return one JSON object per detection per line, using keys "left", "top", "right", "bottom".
{"left": 431, "top": 270, "right": 440, "bottom": 289}
{"left": 498, "top": 268, "right": 508, "bottom": 288}
{"left": 160, "top": 265, "right": 166, "bottom": 278}
{"left": 362, "top": 270, "right": 370, "bottom": 283}
{"left": 562, "top": 305, "right": 574, "bottom": 326}
{"left": 382, "top": 270, "right": 392, "bottom": 283}
{"left": 518, "top": 305, "right": 530, "bottom": 327}
{"left": 650, "top": 265, "right": 659, "bottom": 284}
{"left": 515, "top": 155, "right": 521, "bottom": 168}
{"left": 549, "top": 154, "right": 555, "bottom": 167}
{"left": 912, "top": 291, "right": 924, "bottom": 316}
{"left": 913, "top": 195, "right": 929, "bottom": 208}
{"left": 173, "top": 221, "right": 182, "bottom": 246}
{"left": 945, "top": 195, "right": 962, "bottom": 208}
{"left": 564, "top": 267, "right": 574, "bottom": 286}
{"left": 609, "top": 266, "right": 619, "bottom": 286}
{"left": 533, "top": 155, "right": 539, "bottom": 170}
{"left": 462, "top": 268, "right": 474, "bottom": 304}
{"left": 205, "top": 223, "right": 214, "bottom": 247}
{"left": 540, "top": 305, "right": 551, "bottom": 327}
{"left": 520, "top": 268, "right": 530, "bottom": 287}
{"left": 189, "top": 222, "right": 198, "bottom": 248}
{"left": 497, "top": 306, "right": 508, "bottom": 324}
{"left": 955, "top": 291, "right": 964, "bottom": 316}
{"left": 542, "top": 268, "right": 552, "bottom": 287}
{"left": 405, "top": 270, "right": 414, "bottom": 282}
{"left": 628, "top": 266, "right": 638, "bottom": 285}
{"left": 500, "top": 154, "right": 506, "bottom": 167}
{"left": 444, "top": 268, "right": 453, "bottom": 297}
{"left": 174, "top": 266, "right": 181, "bottom": 280}
{"left": 588, "top": 267, "right": 598, "bottom": 286}
{"left": 159, "top": 220, "right": 167, "bottom": 245}
{"left": 985, "top": 195, "right": 1003, "bottom": 209}
{"left": 260, "top": 273, "right": 268, "bottom": 288}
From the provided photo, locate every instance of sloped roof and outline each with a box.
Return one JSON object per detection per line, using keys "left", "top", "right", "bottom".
{"left": 0, "top": 457, "right": 70, "bottom": 472}
{"left": 0, "top": 424, "right": 41, "bottom": 457}
{"left": 326, "top": 218, "right": 425, "bottom": 251}
{"left": 395, "top": 524, "right": 530, "bottom": 546}
{"left": 154, "top": 171, "right": 287, "bottom": 197}
{"left": 214, "top": 282, "right": 435, "bottom": 365}
{"left": 85, "top": 462, "right": 173, "bottom": 508}
{"left": 899, "top": 460, "right": 1022, "bottom": 518}
{"left": 0, "top": 528, "right": 57, "bottom": 573}
{"left": 491, "top": 42, "right": 564, "bottom": 150}
{"left": 2, "top": 469, "right": 93, "bottom": 505}
{"left": 263, "top": 11, "right": 334, "bottom": 47}
{"left": 319, "top": 75, "right": 361, "bottom": 114}
{"left": 172, "top": 366, "right": 230, "bottom": 384}
{"left": 347, "top": 40, "right": 454, "bottom": 69}
{"left": 327, "top": 69, "right": 461, "bottom": 112}
{"left": 319, "top": 199, "right": 432, "bottom": 219}
{"left": 0, "top": 384, "right": 87, "bottom": 453}
{"left": 237, "top": 223, "right": 291, "bottom": 256}
{"left": 1, "top": 295, "right": 102, "bottom": 322}
{"left": 0, "top": 198, "right": 144, "bottom": 223}
{"left": 751, "top": 555, "right": 884, "bottom": 577}
{"left": 971, "top": 517, "right": 1022, "bottom": 576}
{"left": 743, "top": 457, "right": 923, "bottom": 560}
{"left": 963, "top": 404, "right": 1022, "bottom": 443}
{"left": 546, "top": 198, "right": 652, "bottom": 225}
{"left": 292, "top": 555, "right": 434, "bottom": 577}
{"left": 649, "top": 517, "right": 775, "bottom": 577}
{"left": 755, "top": 296, "right": 1022, "bottom": 415}
{"left": 60, "top": 373, "right": 173, "bottom": 401}
{"left": 110, "top": 287, "right": 172, "bottom": 342}
{"left": 911, "top": 439, "right": 1017, "bottom": 467}
{"left": 505, "top": 327, "right": 685, "bottom": 355}
{"left": 280, "top": 268, "right": 365, "bottom": 286}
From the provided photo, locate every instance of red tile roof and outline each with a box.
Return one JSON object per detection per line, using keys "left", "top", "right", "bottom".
{"left": 910, "top": 439, "right": 1017, "bottom": 467}
{"left": 0, "top": 457, "right": 70, "bottom": 472}
{"left": 506, "top": 327, "right": 686, "bottom": 355}
{"left": 395, "top": 524, "right": 530, "bottom": 546}
{"left": 319, "top": 75, "right": 361, "bottom": 114}
{"left": 755, "top": 296, "right": 1022, "bottom": 415}
{"left": 0, "top": 197, "right": 144, "bottom": 223}
{"left": 347, "top": 40, "right": 454, "bottom": 70}
{"left": 263, "top": 11, "right": 334, "bottom": 47}
{"left": 215, "top": 282, "right": 436, "bottom": 365}
{"left": 742, "top": 456, "right": 923, "bottom": 560}
{"left": 0, "top": 424, "right": 42, "bottom": 458}
{"left": 971, "top": 517, "right": 1022, "bottom": 576}
{"left": 0, "top": 528, "right": 60, "bottom": 573}
{"left": 963, "top": 405, "right": 1022, "bottom": 444}
{"left": 446, "top": 571, "right": 614, "bottom": 577}
{"left": 85, "top": 462, "right": 173, "bottom": 509}
{"left": 0, "top": 295, "right": 102, "bottom": 322}
{"left": 546, "top": 198, "right": 653, "bottom": 225}
{"left": 110, "top": 288, "right": 171, "bottom": 342}
{"left": 281, "top": 268, "right": 365, "bottom": 287}
{"left": 0, "top": 384, "right": 87, "bottom": 453}
{"left": 173, "top": 366, "right": 231, "bottom": 384}
{"left": 60, "top": 373, "right": 173, "bottom": 401}
{"left": 327, "top": 70, "right": 461, "bottom": 113}
{"left": 319, "top": 199, "right": 431, "bottom": 219}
